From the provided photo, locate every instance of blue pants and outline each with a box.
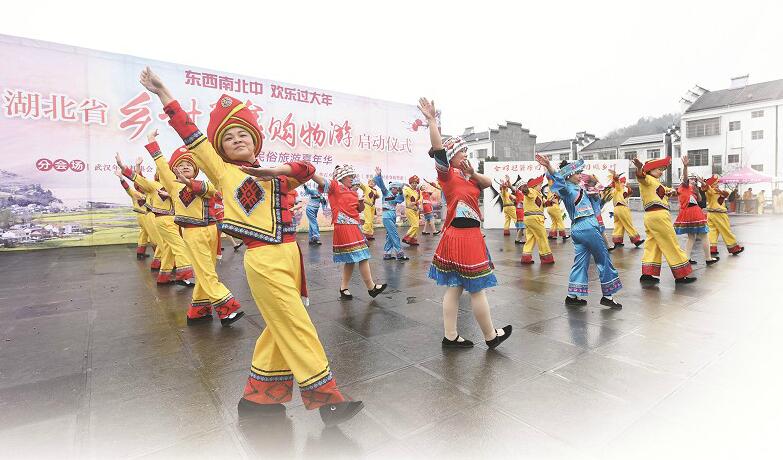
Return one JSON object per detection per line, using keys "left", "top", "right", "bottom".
{"left": 383, "top": 216, "right": 402, "bottom": 255}
{"left": 306, "top": 205, "right": 320, "bottom": 241}
{"left": 568, "top": 217, "right": 622, "bottom": 297}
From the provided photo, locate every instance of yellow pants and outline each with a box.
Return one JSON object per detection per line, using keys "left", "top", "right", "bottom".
{"left": 242, "top": 242, "right": 344, "bottom": 409}
{"left": 182, "top": 225, "right": 235, "bottom": 311}
{"left": 641, "top": 209, "right": 692, "bottom": 279}
{"left": 405, "top": 208, "right": 420, "bottom": 239}
{"left": 136, "top": 213, "right": 150, "bottom": 247}
{"left": 612, "top": 205, "right": 641, "bottom": 244}
{"left": 546, "top": 206, "right": 566, "bottom": 237}
{"left": 143, "top": 212, "right": 162, "bottom": 262}
{"left": 152, "top": 215, "right": 177, "bottom": 278}
{"left": 362, "top": 205, "right": 376, "bottom": 235}
{"left": 707, "top": 212, "right": 741, "bottom": 253}
{"left": 503, "top": 206, "right": 516, "bottom": 233}
{"left": 155, "top": 215, "right": 193, "bottom": 279}
{"left": 521, "top": 215, "right": 553, "bottom": 263}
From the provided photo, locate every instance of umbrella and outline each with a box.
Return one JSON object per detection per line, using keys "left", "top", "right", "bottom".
{"left": 718, "top": 167, "right": 773, "bottom": 185}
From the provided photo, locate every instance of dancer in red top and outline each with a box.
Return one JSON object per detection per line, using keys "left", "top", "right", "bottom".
{"left": 311, "top": 165, "right": 387, "bottom": 300}
{"left": 674, "top": 155, "right": 719, "bottom": 266}
{"left": 419, "top": 97, "right": 511, "bottom": 350}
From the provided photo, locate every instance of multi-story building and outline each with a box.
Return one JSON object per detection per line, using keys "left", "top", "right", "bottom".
{"left": 535, "top": 132, "right": 598, "bottom": 162}
{"left": 680, "top": 76, "right": 783, "bottom": 191}
{"left": 462, "top": 122, "right": 537, "bottom": 162}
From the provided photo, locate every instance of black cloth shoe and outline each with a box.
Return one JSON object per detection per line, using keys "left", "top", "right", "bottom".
{"left": 514, "top": 240, "right": 523, "bottom": 245}
{"left": 319, "top": 401, "right": 365, "bottom": 427}
{"left": 634, "top": 239, "right": 645, "bottom": 247}
{"left": 136, "top": 253, "right": 146, "bottom": 260}
{"left": 565, "top": 296, "right": 587, "bottom": 306}
{"left": 562, "top": 235, "right": 570, "bottom": 240}
{"left": 675, "top": 277, "right": 697, "bottom": 284}
{"left": 383, "top": 254, "right": 395, "bottom": 260}
{"left": 640, "top": 274, "right": 660, "bottom": 284}
{"left": 233, "top": 242, "right": 244, "bottom": 251}
{"left": 710, "top": 251, "right": 719, "bottom": 256}
{"left": 486, "top": 325, "right": 512, "bottom": 350}
{"left": 706, "top": 256, "right": 720, "bottom": 265}
{"left": 433, "top": 230, "right": 441, "bottom": 235}
{"left": 732, "top": 247, "right": 745, "bottom": 255}
{"left": 442, "top": 335, "right": 474, "bottom": 348}
{"left": 689, "top": 259, "right": 697, "bottom": 265}
{"left": 368, "top": 284, "right": 387, "bottom": 298}
{"left": 397, "top": 255, "right": 410, "bottom": 261}
{"left": 186, "top": 314, "right": 213, "bottom": 325}
{"left": 422, "top": 232, "right": 431, "bottom": 235}
{"left": 339, "top": 289, "right": 353, "bottom": 300}
{"left": 176, "top": 278, "right": 195, "bottom": 287}
{"left": 238, "top": 398, "right": 286, "bottom": 418}
{"left": 220, "top": 311, "right": 245, "bottom": 327}
{"left": 608, "top": 245, "right": 617, "bottom": 251}
{"left": 600, "top": 297, "right": 622, "bottom": 310}
{"left": 616, "top": 242, "right": 625, "bottom": 247}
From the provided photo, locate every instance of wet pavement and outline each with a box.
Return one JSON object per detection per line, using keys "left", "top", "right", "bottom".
{"left": 1, "top": 212, "right": 781, "bottom": 459}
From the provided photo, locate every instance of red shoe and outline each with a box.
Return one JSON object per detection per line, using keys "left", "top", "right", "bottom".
{"left": 150, "top": 258, "right": 161, "bottom": 271}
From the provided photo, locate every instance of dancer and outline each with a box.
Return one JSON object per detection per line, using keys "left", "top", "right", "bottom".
{"left": 500, "top": 176, "right": 517, "bottom": 236}
{"left": 583, "top": 174, "right": 612, "bottom": 248}
{"left": 359, "top": 178, "right": 380, "bottom": 240}
{"left": 632, "top": 157, "right": 696, "bottom": 285}
{"left": 402, "top": 176, "right": 421, "bottom": 246}
{"left": 311, "top": 165, "right": 387, "bottom": 300}
{"left": 513, "top": 182, "right": 526, "bottom": 245}
{"left": 545, "top": 188, "right": 568, "bottom": 240}
{"left": 116, "top": 155, "right": 195, "bottom": 285}
{"left": 140, "top": 67, "right": 363, "bottom": 425}
{"left": 704, "top": 175, "right": 745, "bottom": 256}
{"left": 608, "top": 171, "right": 644, "bottom": 249}
{"left": 419, "top": 97, "right": 512, "bottom": 350}
{"left": 673, "top": 155, "right": 719, "bottom": 266}
{"left": 302, "top": 181, "right": 327, "bottom": 245}
{"left": 424, "top": 179, "right": 443, "bottom": 235}
{"left": 536, "top": 156, "right": 623, "bottom": 308}
{"left": 420, "top": 183, "right": 437, "bottom": 235}
{"left": 144, "top": 131, "right": 245, "bottom": 325}
{"left": 116, "top": 170, "right": 153, "bottom": 259}
{"left": 519, "top": 175, "right": 555, "bottom": 264}
{"left": 375, "top": 167, "right": 409, "bottom": 261}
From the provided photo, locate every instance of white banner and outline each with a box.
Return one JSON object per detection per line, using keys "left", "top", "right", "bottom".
{"left": 482, "top": 160, "right": 630, "bottom": 229}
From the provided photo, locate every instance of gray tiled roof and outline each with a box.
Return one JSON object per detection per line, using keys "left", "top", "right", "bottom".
{"left": 686, "top": 79, "right": 783, "bottom": 113}
{"left": 535, "top": 139, "right": 572, "bottom": 152}
{"left": 580, "top": 137, "right": 628, "bottom": 152}
{"left": 463, "top": 131, "right": 489, "bottom": 142}
{"left": 621, "top": 134, "right": 664, "bottom": 146}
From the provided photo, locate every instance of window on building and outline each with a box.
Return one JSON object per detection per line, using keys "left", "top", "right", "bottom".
{"left": 729, "top": 121, "right": 741, "bottom": 131}
{"left": 647, "top": 149, "right": 661, "bottom": 159}
{"left": 712, "top": 155, "right": 723, "bottom": 175}
{"left": 629, "top": 167, "right": 637, "bottom": 178}
{"left": 686, "top": 117, "right": 720, "bottom": 138}
{"left": 674, "top": 145, "right": 681, "bottom": 158}
{"left": 751, "top": 110, "right": 764, "bottom": 118}
{"left": 752, "top": 164, "right": 764, "bottom": 171}
{"left": 752, "top": 130, "right": 764, "bottom": 140}
{"left": 728, "top": 154, "right": 740, "bottom": 164}
{"left": 581, "top": 154, "right": 594, "bottom": 160}
{"left": 560, "top": 153, "right": 570, "bottom": 161}
{"left": 624, "top": 151, "right": 636, "bottom": 160}
{"left": 476, "top": 148, "right": 488, "bottom": 159}
{"left": 687, "top": 149, "right": 709, "bottom": 166}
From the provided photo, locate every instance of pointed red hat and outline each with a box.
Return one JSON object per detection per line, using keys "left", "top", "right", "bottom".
{"left": 642, "top": 157, "right": 671, "bottom": 172}
{"left": 207, "top": 94, "right": 263, "bottom": 160}
{"left": 168, "top": 146, "right": 199, "bottom": 176}
{"left": 527, "top": 174, "right": 545, "bottom": 187}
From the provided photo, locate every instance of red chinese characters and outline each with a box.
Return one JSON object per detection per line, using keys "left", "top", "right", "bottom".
{"left": 119, "top": 92, "right": 152, "bottom": 140}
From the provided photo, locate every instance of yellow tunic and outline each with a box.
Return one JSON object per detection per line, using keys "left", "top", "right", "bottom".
{"left": 359, "top": 183, "right": 379, "bottom": 235}
{"left": 609, "top": 179, "right": 641, "bottom": 243}
{"left": 704, "top": 184, "right": 740, "bottom": 252}
{"left": 501, "top": 187, "right": 516, "bottom": 232}
{"left": 403, "top": 185, "right": 420, "bottom": 240}
{"left": 521, "top": 188, "right": 553, "bottom": 262}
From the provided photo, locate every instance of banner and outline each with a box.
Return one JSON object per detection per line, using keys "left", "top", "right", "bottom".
{"left": 0, "top": 34, "right": 433, "bottom": 250}
{"left": 482, "top": 160, "right": 630, "bottom": 229}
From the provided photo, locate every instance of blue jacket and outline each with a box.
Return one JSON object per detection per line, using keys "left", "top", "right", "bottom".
{"left": 374, "top": 172, "right": 404, "bottom": 219}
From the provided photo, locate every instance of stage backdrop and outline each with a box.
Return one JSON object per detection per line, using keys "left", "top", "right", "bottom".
{"left": 482, "top": 160, "right": 630, "bottom": 230}
{"left": 0, "top": 34, "right": 433, "bottom": 251}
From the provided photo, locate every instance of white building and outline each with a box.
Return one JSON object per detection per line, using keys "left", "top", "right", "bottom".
{"left": 680, "top": 76, "right": 783, "bottom": 191}
{"left": 535, "top": 132, "right": 597, "bottom": 163}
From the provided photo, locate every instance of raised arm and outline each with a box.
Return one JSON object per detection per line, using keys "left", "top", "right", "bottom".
{"left": 418, "top": 98, "right": 442, "bottom": 151}
{"left": 116, "top": 153, "right": 158, "bottom": 194}
{"left": 374, "top": 167, "right": 389, "bottom": 196}
{"left": 145, "top": 131, "right": 177, "bottom": 194}
{"left": 240, "top": 162, "right": 318, "bottom": 189}
{"left": 681, "top": 154, "right": 690, "bottom": 183}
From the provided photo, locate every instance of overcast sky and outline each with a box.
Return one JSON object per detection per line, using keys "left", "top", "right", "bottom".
{"left": 4, "top": 0, "right": 783, "bottom": 141}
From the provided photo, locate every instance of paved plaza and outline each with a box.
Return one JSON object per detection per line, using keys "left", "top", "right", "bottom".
{"left": 0, "top": 212, "right": 781, "bottom": 459}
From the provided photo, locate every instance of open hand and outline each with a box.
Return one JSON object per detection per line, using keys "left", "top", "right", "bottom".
{"left": 239, "top": 165, "right": 277, "bottom": 181}
{"left": 146, "top": 129, "right": 159, "bottom": 144}
{"left": 375, "top": 166, "right": 381, "bottom": 176}
{"left": 174, "top": 170, "right": 192, "bottom": 187}
{"left": 417, "top": 98, "right": 437, "bottom": 121}
{"left": 534, "top": 154, "right": 551, "bottom": 169}
{"left": 139, "top": 67, "right": 166, "bottom": 95}
{"left": 115, "top": 153, "right": 127, "bottom": 170}
{"left": 459, "top": 158, "right": 474, "bottom": 176}
{"left": 681, "top": 154, "right": 689, "bottom": 166}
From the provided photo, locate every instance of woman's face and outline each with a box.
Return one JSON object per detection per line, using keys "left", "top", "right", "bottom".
{"left": 649, "top": 167, "right": 665, "bottom": 178}
{"left": 174, "top": 160, "right": 196, "bottom": 179}
{"left": 220, "top": 127, "right": 256, "bottom": 163}
{"left": 339, "top": 175, "right": 354, "bottom": 188}
{"left": 567, "top": 174, "right": 581, "bottom": 184}
{"left": 449, "top": 148, "right": 467, "bottom": 167}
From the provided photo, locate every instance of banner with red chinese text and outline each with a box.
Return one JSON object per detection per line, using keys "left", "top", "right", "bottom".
{"left": 0, "top": 34, "right": 433, "bottom": 250}
{"left": 482, "top": 160, "right": 630, "bottom": 229}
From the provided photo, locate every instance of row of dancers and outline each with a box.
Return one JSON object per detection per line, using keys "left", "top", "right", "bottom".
{"left": 115, "top": 67, "right": 744, "bottom": 427}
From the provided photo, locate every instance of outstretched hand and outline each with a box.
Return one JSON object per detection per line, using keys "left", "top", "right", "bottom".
{"left": 239, "top": 165, "right": 277, "bottom": 181}
{"left": 417, "top": 98, "right": 437, "bottom": 121}
{"left": 535, "top": 154, "right": 551, "bottom": 169}
{"left": 631, "top": 157, "right": 643, "bottom": 169}
{"left": 115, "top": 153, "right": 127, "bottom": 170}
{"left": 459, "top": 159, "right": 475, "bottom": 176}
{"left": 140, "top": 67, "right": 166, "bottom": 95}
{"left": 681, "top": 154, "right": 689, "bottom": 167}
{"left": 113, "top": 169, "right": 123, "bottom": 179}
{"left": 375, "top": 166, "right": 381, "bottom": 176}
{"left": 174, "top": 170, "right": 192, "bottom": 187}
{"left": 147, "top": 129, "right": 159, "bottom": 144}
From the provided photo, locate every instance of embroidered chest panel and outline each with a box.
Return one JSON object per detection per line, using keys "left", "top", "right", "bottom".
{"left": 236, "top": 177, "right": 266, "bottom": 215}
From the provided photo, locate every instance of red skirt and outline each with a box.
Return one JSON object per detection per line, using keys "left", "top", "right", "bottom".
{"left": 428, "top": 226, "right": 496, "bottom": 293}
{"left": 674, "top": 205, "right": 708, "bottom": 234}
{"left": 332, "top": 224, "right": 371, "bottom": 263}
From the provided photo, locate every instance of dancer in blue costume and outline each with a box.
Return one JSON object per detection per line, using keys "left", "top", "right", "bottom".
{"left": 535, "top": 155, "right": 623, "bottom": 309}
{"left": 302, "top": 181, "right": 328, "bottom": 245}
{"left": 374, "top": 166, "right": 409, "bottom": 261}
